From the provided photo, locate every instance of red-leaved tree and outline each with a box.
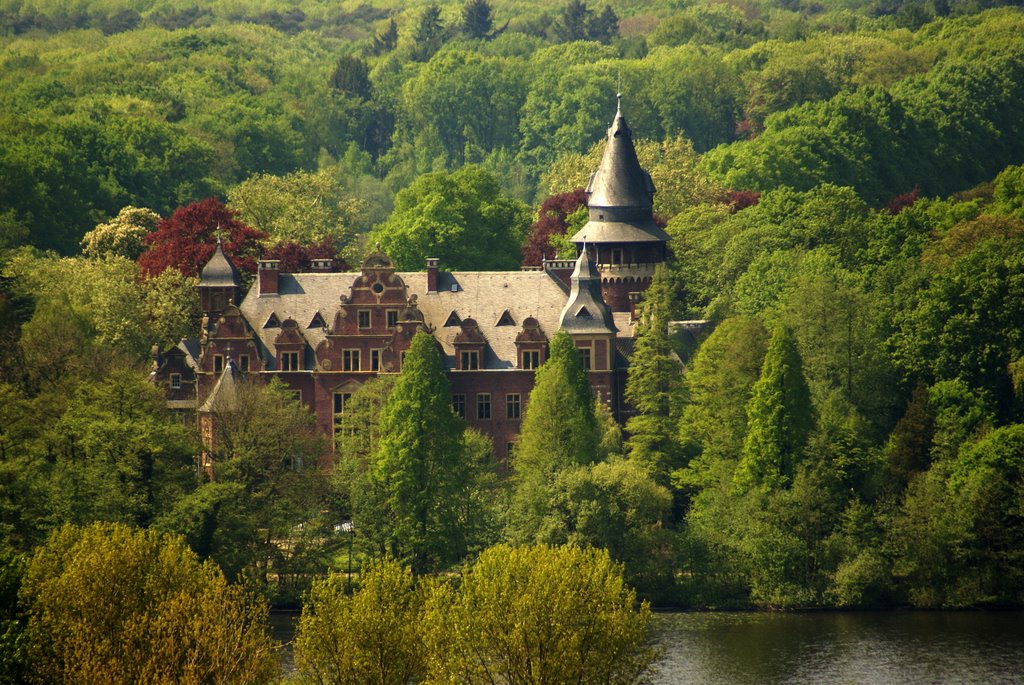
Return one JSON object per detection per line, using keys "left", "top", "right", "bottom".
{"left": 726, "top": 189, "right": 761, "bottom": 213}
{"left": 886, "top": 186, "right": 920, "bottom": 215}
{"left": 138, "top": 198, "right": 267, "bottom": 278}
{"left": 522, "top": 188, "right": 588, "bottom": 267}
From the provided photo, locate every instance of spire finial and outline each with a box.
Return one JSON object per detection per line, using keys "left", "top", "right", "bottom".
{"left": 215, "top": 225, "right": 223, "bottom": 245}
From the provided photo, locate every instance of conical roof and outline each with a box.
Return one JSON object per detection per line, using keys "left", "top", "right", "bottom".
{"left": 558, "top": 246, "right": 616, "bottom": 335}
{"left": 585, "top": 95, "right": 655, "bottom": 210}
{"left": 572, "top": 96, "right": 668, "bottom": 245}
{"left": 200, "top": 236, "right": 241, "bottom": 288}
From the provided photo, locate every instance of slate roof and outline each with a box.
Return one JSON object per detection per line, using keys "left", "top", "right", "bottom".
{"left": 199, "top": 238, "right": 241, "bottom": 288}
{"left": 571, "top": 97, "right": 670, "bottom": 245}
{"left": 199, "top": 360, "right": 242, "bottom": 412}
{"left": 237, "top": 269, "right": 571, "bottom": 370}
{"left": 558, "top": 249, "right": 617, "bottom": 335}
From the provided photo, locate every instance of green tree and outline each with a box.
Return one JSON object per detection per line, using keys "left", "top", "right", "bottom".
{"left": 50, "top": 369, "right": 194, "bottom": 528}
{"left": 370, "top": 332, "right": 472, "bottom": 572}
{"left": 329, "top": 55, "right": 371, "bottom": 99}
{"left": 412, "top": 4, "right": 446, "bottom": 62}
{"left": 370, "top": 166, "right": 529, "bottom": 271}
{"left": 294, "top": 558, "right": 425, "bottom": 685}
{"left": 625, "top": 265, "right": 683, "bottom": 484}
{"left": 423, "top": 544, "right": 653, "bottom": 684}
{"left": 553, "top": 0, "right": 594, "bottom": 42}
{"left": 0, "top": 546, "right": 26, "bottom": 685}
{"left": 542, "top": 460, "right": 675, "bottom": 600}
{"left": 734, "top": 325, "right": 814, "bottom": 492}
{"left": 159, "top": 379, "right": 328, "bottom": 599}
{"left": 461, "top": 0, "right": 495, "bottom": 39}
{"left": 20, "top": 522, "right": 277, "bottom": 684}
{"left": 227, "top": 169, "right": 365, "bottom": 251}
{"left": 675, "top": 317, "right": 770, "bottom": 494}
{"left": 508, "top": 331, "right": 600, "bottom": 541}
{"left": 81, "top": 206, "right": 160, "bottom": 260}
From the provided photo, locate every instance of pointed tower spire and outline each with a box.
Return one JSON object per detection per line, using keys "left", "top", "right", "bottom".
{"left": 558, "top": 245, "right": 616, "bottom": 335}
{"left": 570, "top": 95, "right": 669, "bottom": 313}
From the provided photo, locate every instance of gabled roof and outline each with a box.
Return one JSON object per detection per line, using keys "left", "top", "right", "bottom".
{"left": 237, "top": 269, "right": 572, "bottom": 370}
{"left": 199, "top": 359, "right": 242, "bottom": 413}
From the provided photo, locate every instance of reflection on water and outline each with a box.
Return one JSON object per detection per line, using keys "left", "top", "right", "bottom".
{"left": 271, "top": 609, "right": 1024, "bottom": 682}
{"left": 649, "top": 611, "right": 1024, "bottom": 685}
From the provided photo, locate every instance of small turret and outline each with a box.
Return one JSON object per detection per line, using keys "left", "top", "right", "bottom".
{"left": 198, "top": 235, "right": 242, "bottom": 319}
{"left": 558, "top": 244, "right": 616, "bottom": 335}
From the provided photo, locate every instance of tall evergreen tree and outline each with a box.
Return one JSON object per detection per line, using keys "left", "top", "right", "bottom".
{"left": 734, "top": 325, "right": 814, "bottom": 492}
{"left": 372, "top": 332, "right": 469, "bottom": 572}
{"left": 625, "top": 265, "right": 683, "bottom": 484}
{"left": 508, "top": 331, "right": 599, "bottom": 540}
{"left": 589, "top": 5, "right": 619, "bottom": 43}
{"left": 412, "top": 5, "right": 446, "bottom": 62}
{"left": 370, "top": 18, "right": 398, "bottom": 55}
{"left": 461, "top": 0, "right": 494, "bottom": 39}
{"left": 329, "top": 55, "right": 371, "bottom": 99}
{"left": 553, "top": 0, "right": 593, "bottom": 42}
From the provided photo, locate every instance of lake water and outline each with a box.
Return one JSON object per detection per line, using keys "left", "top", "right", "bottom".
{"left": 271, "top": 610, "right": 1024, "bottom": 683}
{"left": 649, "top": 610, "right": 1024, "bottom": 684}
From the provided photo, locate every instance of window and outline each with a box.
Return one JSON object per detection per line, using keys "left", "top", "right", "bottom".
{"left": 170, "top": 373, "right": 181, "bottom": 390}
{"left": 371, "top": 349, "right": 381, "bottom": 372}
{"left": 579, "top": 347, "right": 591, "bottom": 370}
{"left": 521, "top": 350, "right": 540, "bottom": 369}
{"left": 343, "top": 350, "right": 360, "bottom": 372}
{"left": 460, "top": 350, "right": 479, "bottom": 370}
{"left": 239, "top": 355, "right": 249, "bottom": 372}
{"left": 452, "top": 394, "right": 466, "bottom": 418}
{"left": 611, "top": 248, "right": 623, "bottom": 265}
{"left": 281, "top": 351, "right": 300, "bottom": 371}
{"left": 507, "top": 442, "right": 515, "bottom": 459}
{"left": 333, "top": 391, "right": 353, "bottom": 436}
{"left": 477, "top": 393, "right": 491, "bottom": 420}
{"left": 387, "top": 310, "right": 398, "bottom": 328}
{"left": 358, "top": 310, "right": 371, "bottom": 329}
{"left": 213, "top": 355, "right": 224, "bottom": 374}
{"left": 506, "top": 393, "right": 521, "bottom": 420}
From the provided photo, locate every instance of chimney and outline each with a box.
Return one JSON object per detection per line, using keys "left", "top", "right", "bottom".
{"left": 258, "top": 259, "right": 280, "bottom": 296}
{"left": 310, "top": 258, "right": 333, "bottom": 272}
{"left": 629, "top": 291, "right": 642, "bottom": 322}
{"left": 426, "top": 258, "right": 439, "bottom": 293}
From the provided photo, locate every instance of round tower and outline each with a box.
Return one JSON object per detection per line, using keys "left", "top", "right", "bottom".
{"left": 570, "top": 95, "right": 668, "bottom": 312}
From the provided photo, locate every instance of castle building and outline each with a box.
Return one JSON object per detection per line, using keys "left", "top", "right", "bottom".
{"left": 153, "top": 99, "right": 670, "bottom": 463}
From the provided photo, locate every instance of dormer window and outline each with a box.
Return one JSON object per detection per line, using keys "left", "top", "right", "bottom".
{"left": 281, "top": 351, "right": 300, "bottom": 371}
{"left": 521, "top": 350, "right": 540, "bottom": 370}
{"left": 264, "top": 313, "right": 280, "bottom": 328}
{"left": 213, "top": 355, "right": 224, "bottom": 374}
{"left": 496, "top": 310, "right": 515, "bottom": 326}
{"left": 460, "top": 350, "right": 479, "bottom": 371}
{"left": 358, "top": 310, "right": 371, "bottom": 329}
{"left": 444, "top": 311, "right": 461, "bottom": 327}
{"left": 170, "top": 373, "right": 182, "bottom": 390}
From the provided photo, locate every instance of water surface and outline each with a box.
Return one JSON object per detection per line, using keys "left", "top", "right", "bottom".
{"left": 649, "top": 610, "right": 1024, "bottom": 685}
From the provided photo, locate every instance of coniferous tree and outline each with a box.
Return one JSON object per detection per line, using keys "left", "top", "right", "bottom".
{"left": 508, "top": 331, "right": 599, "bottom": 540}
{"left": 553, "top": 0, "right": 593, "bottom": 42}
{"left": 370, "top": 18, "right": 398, "bottom": 55}
{"left": 372, "top": 332, "right": 470, "bottom": 572}
{"left": 461, "top": 0, "right": 494, "bottom": 39}
{"left": 329, "top": 55, "right": 371, "bottom": 99}
{"left": 589, "top": 5, "right": 619, "bottom": 43}
{"left": 412, "top": 5, "right": 446, "bottom": 62}
{"left": 624, "top": 265, "right": 683, "bottom": 485}
{"left": 733, "top": 325, "right": 814, "bottom": 492}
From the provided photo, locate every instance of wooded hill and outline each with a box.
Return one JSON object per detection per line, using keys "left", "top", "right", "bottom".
{"left": 2, "top": 0, "right": 1024, "bottom": 613}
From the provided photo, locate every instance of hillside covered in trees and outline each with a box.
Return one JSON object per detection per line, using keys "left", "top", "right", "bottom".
{"left": 3, "top": 5, "right": 1024, "bottom": 673}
